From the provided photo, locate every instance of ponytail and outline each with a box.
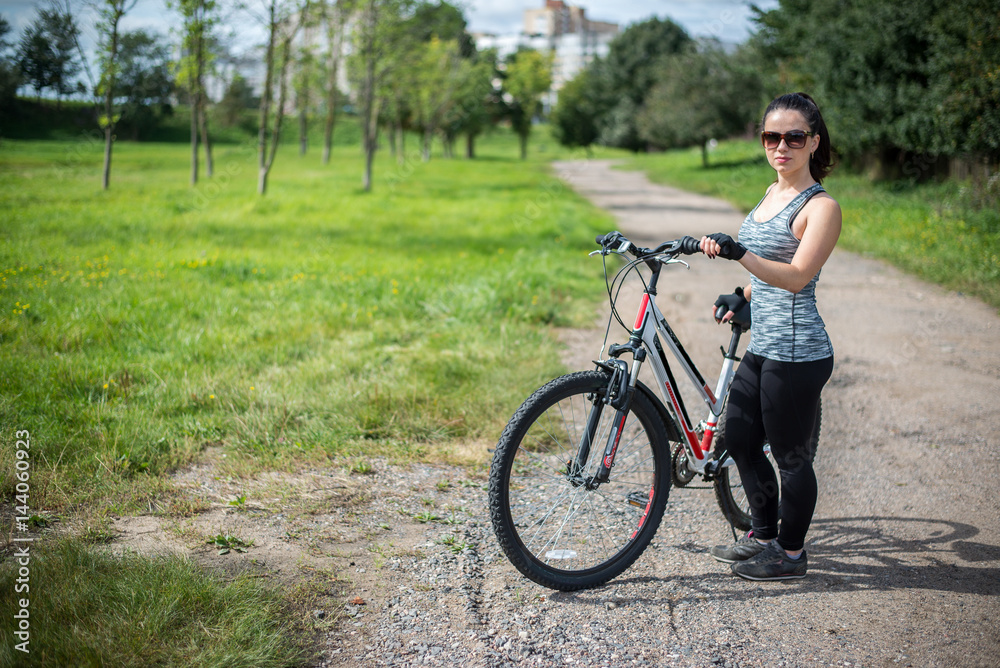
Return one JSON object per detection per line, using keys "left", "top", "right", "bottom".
{"left": 762, "top": 92, "right": 835, "bottom": 183}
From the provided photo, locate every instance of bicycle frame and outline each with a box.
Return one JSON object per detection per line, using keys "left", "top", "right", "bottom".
{"left": 603, "top": 257, "right": 745, "bottom": 475}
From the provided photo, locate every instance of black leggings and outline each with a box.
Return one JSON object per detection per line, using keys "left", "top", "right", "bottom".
{"left": 725, "top": 351, "right": 833, "bottom": 551}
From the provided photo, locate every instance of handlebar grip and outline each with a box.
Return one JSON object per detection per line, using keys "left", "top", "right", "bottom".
{"left": 678, "top": 235, "right": 701, "bottom": 255}
{"left": 715, "top": 304, "right": 729, "bottom": 321}
{"left": 596, "top": 231, "right": 624, "bottom": 249}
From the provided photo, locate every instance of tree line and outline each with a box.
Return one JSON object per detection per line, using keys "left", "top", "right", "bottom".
{"left": 0, "top": 0, "right": 553, "bottom": 193}
{"left": 3, "top": 0, "right": 995, "bottom": 192}
{"left": 552, "top": 1, "right": 999, "bottom": 179}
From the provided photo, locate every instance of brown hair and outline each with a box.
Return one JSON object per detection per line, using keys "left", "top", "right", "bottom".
{"left": 762, "top": 92, "right": 835, "bottom": 183}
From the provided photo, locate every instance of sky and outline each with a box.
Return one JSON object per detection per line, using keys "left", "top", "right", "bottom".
{"left": 1, "top": 0, "right": 779, "bottom": 52}
{"left": 464, "top": 1, "right": 779, "bottom": 44}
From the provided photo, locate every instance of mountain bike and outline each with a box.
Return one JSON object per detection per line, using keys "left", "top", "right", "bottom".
{"left": 488, "top": 231, "right": 798, "bottom": 591}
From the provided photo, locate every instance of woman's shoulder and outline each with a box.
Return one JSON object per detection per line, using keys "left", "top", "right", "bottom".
{"left": 800, "top": 191, "right": 842, "bottom": 241}
{"left": 803, "top": 186, "right": 841, "bottom": 217}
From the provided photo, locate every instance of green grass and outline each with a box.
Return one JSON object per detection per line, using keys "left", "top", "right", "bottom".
{"left": 622, "top": 140, "right": 1000, "bottom": 310}
{"left": 0, "top": 539, "right": 311, "bottom": 667}
{"left": 0, "top": 123, "right": 623, "bottom": 665}
{"left": 0, "top": 124, "right": 620, "bottom": 515}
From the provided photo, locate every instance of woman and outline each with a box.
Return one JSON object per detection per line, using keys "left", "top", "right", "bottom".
{"left": 699, "top": 92, "right": 841, "bottom": 581}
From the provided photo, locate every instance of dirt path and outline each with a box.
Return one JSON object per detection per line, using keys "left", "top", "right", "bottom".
{"left": 547, "top": 160, "right": 1000, "bottom": 665}
{"left": 114, "top": 160, "right": 1000, "bottom": 667}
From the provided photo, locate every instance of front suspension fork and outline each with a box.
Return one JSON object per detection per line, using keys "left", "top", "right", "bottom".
{"left": 569, "top": 347, "right": 645, "bottom": 487}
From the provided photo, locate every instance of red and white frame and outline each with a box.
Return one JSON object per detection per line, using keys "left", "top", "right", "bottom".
{"left": 630, "top": 292, "right": 740, "bottom": 470}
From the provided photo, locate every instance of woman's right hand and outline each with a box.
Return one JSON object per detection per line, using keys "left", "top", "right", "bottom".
{"left": 700, "top": 235, "right": 722, "bottom": 259}
{"left": 700, "top": 233, "right": 747, "bottom": 261}
{"left": 712, "top": 287, "right": 749, "bottom": 324}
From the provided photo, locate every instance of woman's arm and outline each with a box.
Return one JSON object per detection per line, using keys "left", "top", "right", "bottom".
{"left": 703, "top": 197, "right": 842, "bottom": 294}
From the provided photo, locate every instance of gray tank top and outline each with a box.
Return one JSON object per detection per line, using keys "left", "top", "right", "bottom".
{"left": 738, "top": 183, "right": 834, "bottom": 362}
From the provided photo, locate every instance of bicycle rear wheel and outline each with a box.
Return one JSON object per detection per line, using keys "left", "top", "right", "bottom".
{"left": 713, "top": 401, "right": 822, "bottom": 531}
{"left": 489, "top": 370, "right": 670, "bottom": 591}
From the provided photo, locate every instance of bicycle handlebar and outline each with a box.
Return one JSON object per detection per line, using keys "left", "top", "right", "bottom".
{"left": 595, "top": 232, "right": 701, "bottom": 258}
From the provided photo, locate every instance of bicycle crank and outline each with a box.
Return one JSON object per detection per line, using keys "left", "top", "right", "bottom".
{"left": 671, "top": 443, "right": 697, "bottom": 487}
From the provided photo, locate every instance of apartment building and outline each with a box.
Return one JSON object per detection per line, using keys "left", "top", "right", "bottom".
{"left": 473, "top": 1, "right": 619, "bottom": 105}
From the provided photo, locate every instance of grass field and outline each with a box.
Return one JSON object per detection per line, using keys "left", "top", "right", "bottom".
{"left": 0, "top": 126, "right": 621, "bottom": 665}
{"left": 623, "top": 141, "right": 1000, "bottom": 311}
{"left": 0, "top": 539, "right": 310, "bottom": 667}
{"left": 1, "top": 127, "right": 621, "bottom": 512}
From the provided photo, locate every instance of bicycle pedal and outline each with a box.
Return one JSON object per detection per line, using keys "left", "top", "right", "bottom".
{"left": 625, "top": 491, "right": 648, "bottom": 508}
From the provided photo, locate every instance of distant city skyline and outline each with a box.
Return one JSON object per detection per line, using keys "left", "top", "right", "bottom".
{"left": 1, "top": 0, "right": 778, "bottom": 51}
{"left": 465, "top": 1, "right": 779, "bottom": 44}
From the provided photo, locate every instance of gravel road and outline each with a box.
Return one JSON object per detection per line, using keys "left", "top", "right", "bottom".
{"left": 309, "top": 160, "right": 1000, "bottom": 667}
{"left": 117, "top": 160, "right": 999, "bottom": 667}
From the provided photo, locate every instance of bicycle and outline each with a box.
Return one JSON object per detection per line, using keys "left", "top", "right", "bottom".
{"left": 488, "top": 231, "right": 817, "bottom": 591}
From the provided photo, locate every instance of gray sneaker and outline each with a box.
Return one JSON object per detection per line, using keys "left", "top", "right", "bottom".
{"left": 730, "top": 540, "right": 807, "bottom": 581}
{"left": 710, "top": 532, "right": 768, "bottom": 564}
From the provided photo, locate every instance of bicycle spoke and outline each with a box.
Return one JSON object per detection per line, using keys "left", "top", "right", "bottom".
{"left": 490, "top": 371, "right": 669, "bottom": 589}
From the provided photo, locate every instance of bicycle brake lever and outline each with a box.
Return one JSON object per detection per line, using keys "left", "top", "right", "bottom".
{"left": 661, "top": 257, "right": 690, "bottom": 269}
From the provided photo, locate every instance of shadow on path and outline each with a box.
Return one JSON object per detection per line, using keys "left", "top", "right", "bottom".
{"left": 548, "top": 516, "right": 1000, "bottom": 605}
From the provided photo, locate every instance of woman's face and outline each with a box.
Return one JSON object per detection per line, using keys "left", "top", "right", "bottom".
{"left": 762, "top": 108, "right": 820, "bottom": 178}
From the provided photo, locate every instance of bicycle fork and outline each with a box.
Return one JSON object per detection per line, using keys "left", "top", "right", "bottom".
{"left": 568, "top": 350, "right": 645, "bottom": 489}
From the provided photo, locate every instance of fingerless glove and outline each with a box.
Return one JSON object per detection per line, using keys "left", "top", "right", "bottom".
{"left": 707, "top": 232, "right": 747, "bottom": 261}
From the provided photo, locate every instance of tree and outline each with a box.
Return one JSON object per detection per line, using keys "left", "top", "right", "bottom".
{"left": 550, "top": 68, "right": 599, "bottom": 155}
{"left": 748, "top": 0, "right": 1000, "bottom": 174}
{"left": 379, "top": 0, "right": 474, "bottom": 163}
{"left": 636, "top": 42, "right": 763, "bottom": 166}
{"left": 413, "top": 37, "right": 462, "bottom": 161}
{"left": 926, "top": 0, "right": 1000, "bottom": 162}
{"left": 17, "top": 5, "right": 82, "bottom": 104}
{"left": 218, "top": 73, "right": 257, "bottom": 128}
{"left": 503, "top": 48, "right": 552, "bottom": 160}
{"left": 254, "top": 0, "right": 304, "bottom": 195}
{"left": 293, "top": 2, "right": 324, "bottom": 156}
{"left": 0, "top": 17, "right": 10, "bottom": 51}
{"left": 113, "top": 30, "right": 174, "bottom": 139}
{"left": 590, "top": 17, "right": 691, "bottom": 151}
{"left": 380, "top": 45, "right": 417, "bottom": 163}
{"left": 172, "top": 0, "right": 218, "bottom": 184}
{"left": 0, "top": 16, "right": 21, "bottom": 106}
{"left": 439, "top": 50, "right": 496, "bottom": 159}
{"left": 348, "top": 0, "right": 413, "bottom": 191}
{"left": 294, "top": 43, "right": 315, "bottom": 156}
{"left": 319, "top": 0, "right": 352, "bottom": 165}
{"left": 95, "top": 0, "right": 138, "bottom": 190}
{"left": 409, "top": 0, "right": 473, "bottom": 57}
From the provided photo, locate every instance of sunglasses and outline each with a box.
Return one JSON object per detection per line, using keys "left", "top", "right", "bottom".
{"left": 760, "top": 130, "right": 815, "bottom": 149}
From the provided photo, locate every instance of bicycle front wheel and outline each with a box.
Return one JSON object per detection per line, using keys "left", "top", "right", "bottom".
{"left": 489, "top": 370, "right": 670, "bottom": 591}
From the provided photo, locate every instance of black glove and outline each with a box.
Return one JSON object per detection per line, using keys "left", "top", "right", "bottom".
{"left": 714, "top": 287, "right": 750, "bottom": 323}
{"left": 707, "top": 232, "right": 747, "bottom": 261}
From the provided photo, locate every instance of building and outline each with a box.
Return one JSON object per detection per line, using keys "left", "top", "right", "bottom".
{"left": 524, "top": 0, "right": 618, "bottom": 38}
{"left": 473, "top": 1, "right": 618, "bottom": 106}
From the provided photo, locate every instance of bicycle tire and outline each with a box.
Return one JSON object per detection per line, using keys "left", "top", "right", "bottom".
{"left": 489, "top": 370, "right": 671, "bottom": 591}
{"left": 713, "top": 400, "right": 822, "bottom": 531}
